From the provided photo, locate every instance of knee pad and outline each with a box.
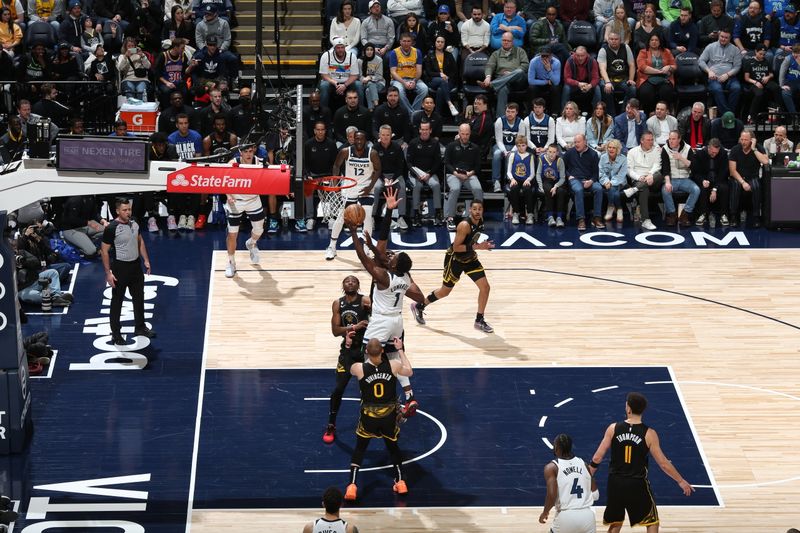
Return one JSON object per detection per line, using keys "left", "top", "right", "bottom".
{"left": 250, "top": 218, "right": 265, "bottom": 235}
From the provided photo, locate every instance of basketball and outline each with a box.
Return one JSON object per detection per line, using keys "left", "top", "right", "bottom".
{"left": 344, "top": 203, "right": 366, "bottom": 226}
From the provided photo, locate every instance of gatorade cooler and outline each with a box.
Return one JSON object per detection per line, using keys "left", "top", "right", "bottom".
{"left": 118, "top": 102, "right": 160, "bottom": 133}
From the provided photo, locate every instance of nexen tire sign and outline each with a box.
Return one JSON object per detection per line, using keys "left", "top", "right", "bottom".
{"left": 167, "top": 163, "right": 291, "bottom": 194}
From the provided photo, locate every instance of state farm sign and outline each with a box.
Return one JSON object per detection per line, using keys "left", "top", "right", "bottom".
{"left": 166, "top": 164, "right": 291, "bottom": 194}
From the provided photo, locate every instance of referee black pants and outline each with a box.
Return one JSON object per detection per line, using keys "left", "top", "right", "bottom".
{"left": 110, "top": 259, "right": 146, "bottom": 336}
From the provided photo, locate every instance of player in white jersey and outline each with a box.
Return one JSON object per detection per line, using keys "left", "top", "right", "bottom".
{"left": 540, "top": 434, "right": 598, "bottom": 533}
{"left": 303, "top": 486, "right": 359, "bottom": 533}
{"left": 325, "top": 130, "right": 381, "bottom": 260}
{"left": 223, "top": 144, "right": 265, "bottom": 278}
{"left": 345, "top": 198, "right": 424, "bottom": 417}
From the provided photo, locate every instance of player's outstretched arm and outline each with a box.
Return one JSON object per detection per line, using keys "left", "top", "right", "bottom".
{"left": 588, "top": 423, "right": 616, "bottom": 475}
{"left": 539, "top": 462, "right": 558, "bottom": 524}
{"left": 349, "top": 223, "right": 390, "bottom": 287}
{"left": 646, "top": 428, "right": 695, "bottom": 496}
{"left": 389, "top": 337, "right": 413, "bottom": 377}
{"left": 331, "top": 147, "right": 348, "bottom": 176}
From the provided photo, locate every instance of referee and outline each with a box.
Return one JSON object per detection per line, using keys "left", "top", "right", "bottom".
{"left": 100, "top": 197, "right": 156, "bottom": 346}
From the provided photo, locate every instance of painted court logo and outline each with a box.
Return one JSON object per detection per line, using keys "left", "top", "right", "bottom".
{"left": 171, "top": 174, "right": 189, "bottom": 187}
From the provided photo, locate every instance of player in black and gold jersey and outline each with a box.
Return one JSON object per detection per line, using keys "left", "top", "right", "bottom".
{"left": 410, "top": 199, "right": 495, "bottom": 332}
{"left": 344, "top": 337, "right": 413, "bottom": 502}
{"left": 588, "top": 392, "right": 694, "bottom": 532}
{"left": 323, "top": 276, "right": 371, "bottom": 444}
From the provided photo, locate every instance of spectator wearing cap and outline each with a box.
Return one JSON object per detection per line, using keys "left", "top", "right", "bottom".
{"left": 698, "top": 0, "right": 733, "bottom": 50}
{"left": 49, "top": 41, "right": 82, "bottom": 86}
{"left": 490, "top": 0, "right": 525, "bottom": 49}
{"left": 318, "top": 37, "right": 362, "bottom": 108}
{"left": 387, "top": 0, "right": 423, "bottom": 26}
{"left": 194, "top": 0, "right": 233, "bottom": 23}
{"left": 710, "top": 111, "right": 743, "bottom": 150}
{"left": 360, "top": 0, "right": 395, "bottom": 57}
{"left": 774, "top": 5, "right": 800, "bottom": 67}
{"left": 154, "top": 38, "right": 191, "bottom": 106}
{"left": 196, "top": 4, "right": 231, "bottom": 51}
{"left": 329, "top": 0, "right": 360, "bottom": 54}
{"left": 60, "top": 0, "right": 87, "bottom": 55}
{"left": 743, "top": 43, "right": 781, "bottom": 122}
{"left": 188, "top": 34, "right": 234, "bottom": 94}
{"left": 28, "top": 0, "right": 65, "bottom": 34}
{"left": 87, "top": 43, "right": 119, "bottom": 91}
{"left": 528, "top": 46, "right": 562, "bottom": 114}
{"left": 427, "top": 4, "right": 460, "bottom": 61}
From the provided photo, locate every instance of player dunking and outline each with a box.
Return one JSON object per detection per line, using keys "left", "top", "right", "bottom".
{"left": 410, "top": 200, "right": 495, "bottom": 333}
{"left": 323, "top": 275, "right": 371, "bottom": 444}
{"left": 540, "top": 434, "right": 599, "bottom": 533}
{"left": 588, "top": 392, "right": 694, "bottom": 532}
{"left": 345, "top": 337, "right": 413, "bottom": 501}
{"left": 223, "top": 144, "right": 264, "bottom": 278}
{"left": 345, "top": 204, "right": 422, "bottom": 416}
{"left": 326, "top": 131, "right": 381, "bottom": 260}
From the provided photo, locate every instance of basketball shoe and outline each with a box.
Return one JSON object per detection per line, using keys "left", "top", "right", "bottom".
{"left": 410, "top": 303, "right": 426, "bottom": 325}
{"left": 322, "top": 424, "right": 335, "bottom": 444}
{"left": 474, "top": 319, "right": 494, "bottom": 333}
{"left": 246, "top": 239, "right": 259, "bottom": 264}
{"left": 401, "top": 399, "right": 418, "bottom": 418}
{"left": 225, "top": 261, "right": 236, "bottom": 278}
{"left": 345, "top": 483, "right": 357, "bottom": 501}
{"left": 393, "top": 480, "right": 408, "bottom": 494}
{"left": 325, "top": 245, "right": 337, "bottom": 260}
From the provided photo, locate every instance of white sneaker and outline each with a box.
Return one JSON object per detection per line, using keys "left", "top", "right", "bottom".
{"left": 178, "top": 215, "right": 187, "bottom": 229}
{"left": 641, "top": 219, "right": 656, "bottom": 231}
{"left": 147, "top": 216, "right": 158, "bottom": 232}
{"left": 246, "top": 239, "right": 260, "bottom": 264}
{"left": 167, "top": 215, "right": 178, "bottom": 231}
{"left": 396, "top": 217, "right": 408, "bottom": 230}
{"left": 511, "top": 213, "right": 519, "bottom": 224}
{"left": 306, "top": 218, "right": 315, "bottom": 230}
{"left": 390, "top": 220, "right": 399, "bottom": 230}
{"left": 186, "top": 215, "right": 195, "bottom": 231}
{"left": 325, "top": 245, "right": 337, "bottom": 261}
{"left": 556, "top": 216, "right": 565, "bottom": 228}
{"left": 720, "top": 214, "right": 730, "bottom": 226}
{"left": 547, "top": 215, "right": 556, "bottom": 227}
{"left": 493, "top": 181, "right": 502, "bottom": 193}
{"left": 526, "top": 214, "right": 534, "bottom": 224}
{"left": 448, "top": 101, "right": 459, "bottom": 117}
{"left": 225, "top": 261, "right": 236, "bottom": 278}
{"left": 695, "top": 213, "right": 706, "bottom": 226}
{"left": 616, "top": 209, "right": 624, "bottom": 223}
{"left": 604, "top": 205, "right": 615, "bottom": 221}
{"left": 623, "top": 187, "right": 638, "bottom": 198}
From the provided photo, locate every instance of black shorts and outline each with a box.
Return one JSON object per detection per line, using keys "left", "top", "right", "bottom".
{"left": 356, "top": 404, "right": 400, "bottom": 440}
{"left": 442, "top": 250, "right": 485, "bottom": 288}
{"left": 603, "top": 475, "right": 659, "bottom": 528}
{"left": 337, "top": 345, "right": 364, "bottom": 373}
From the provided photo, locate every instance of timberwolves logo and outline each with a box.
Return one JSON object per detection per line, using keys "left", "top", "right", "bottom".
{"left": 171, "top": 174, "right": 189, "bottom": 187}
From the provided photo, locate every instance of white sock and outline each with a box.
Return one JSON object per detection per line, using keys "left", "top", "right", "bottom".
{"left": 362, "top": 204, "right": 374, "bottom": 235}
{"left": 330, "top": 207, "right": 345, "bottom": 242}
{"left": 227, "top": 254, "right": 235, "bottom": 263}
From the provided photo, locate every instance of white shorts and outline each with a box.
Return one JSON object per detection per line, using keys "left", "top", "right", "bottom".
{"left": 551, "top": 508, "right": 596, "bottom": 533}
{"left": 363, "top": 313, "right": 403, "bottom": 347}
{"left": 226, "top": 195, "right": 263, "bottom": 216}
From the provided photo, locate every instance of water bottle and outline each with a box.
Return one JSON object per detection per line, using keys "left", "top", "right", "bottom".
{"left": 40, "top": 282, "right": 52, "bottom": 312}
{"left": 281, "top": 206, "right": 289, "bottom": 228}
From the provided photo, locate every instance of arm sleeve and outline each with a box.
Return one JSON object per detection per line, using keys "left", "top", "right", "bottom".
{"left": 494, "top": 118, "right": 505, "bottom": 151}
{"left": 547, "top": 119, "right": 556, "bottom": 146}
{"left": 551, "top": 58, "right": 562, "bottom": 85}
{"left": 555, "top": 158, "right": 566, "bottom": 187}
{"left": 780, "top": 55, "right": 789, "bottom": 86}
{"left": 729, "top": 47, "right": 742, "bottom": 75}
{"left": 506, "top": 152, "right": 515, "bottom": 180}
{"left": 535, "top": 156, "right": 545, "bottom": 189}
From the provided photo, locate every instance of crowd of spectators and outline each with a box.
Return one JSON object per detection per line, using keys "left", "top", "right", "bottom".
{"left": 311, "top": 0, "right": 800, "bottom": 229}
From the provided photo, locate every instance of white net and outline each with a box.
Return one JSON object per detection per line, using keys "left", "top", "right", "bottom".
{"left": 316, "top": 177, "right": 354, "bottom": 223}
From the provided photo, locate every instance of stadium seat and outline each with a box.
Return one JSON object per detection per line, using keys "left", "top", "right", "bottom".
{"left": 674, "top": 52, "right": 706, "bottom": 111}
{"left": 567, "top": 20, "right": 597, "bottom": 53}
{"left": 461, "top": 52, "right": 489, "bottom": 102}
{"left": 24, "top": 21, "right": 57, "bottom": 50}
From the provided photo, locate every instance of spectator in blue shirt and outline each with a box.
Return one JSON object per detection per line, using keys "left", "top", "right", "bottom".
{"left": 108, "top": 119, "right": 136, "bottom": 137}
{"left": 527, "top": 46, "right": 561, "bottom": 114}
{"left": 489, "top": 0, "right": 526, "bottom": 49}
{"left": 167, "top": 113, "right": 203, "bottom": 160}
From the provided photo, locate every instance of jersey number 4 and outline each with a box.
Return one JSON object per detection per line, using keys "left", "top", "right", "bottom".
{"left": 570, "top": 478, "right": 584, "bottom": 499}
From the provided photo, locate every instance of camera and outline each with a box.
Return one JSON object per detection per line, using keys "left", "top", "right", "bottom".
{"left": 38, "top": 276, "right": 51, "bottom": 289}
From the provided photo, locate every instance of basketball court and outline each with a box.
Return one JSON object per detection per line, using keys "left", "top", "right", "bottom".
{"left": 6, "top": 225, "right": 800, "bottom": 533}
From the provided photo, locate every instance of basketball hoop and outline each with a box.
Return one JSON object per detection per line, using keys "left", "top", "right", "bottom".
{"left": 304, "top": 176, "right": 357, "bottom": 223}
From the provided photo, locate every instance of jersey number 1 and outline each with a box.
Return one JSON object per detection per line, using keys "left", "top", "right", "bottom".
{"left": 393, "top": 292, "right": 401, "bottom": 307}
{"left": 570, "top": 478, "right": 584, "bottom": 498}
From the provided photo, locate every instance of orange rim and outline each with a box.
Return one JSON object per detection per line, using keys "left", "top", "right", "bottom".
{"left": 303, "top": 176, "right": 358, "bottom": 196}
